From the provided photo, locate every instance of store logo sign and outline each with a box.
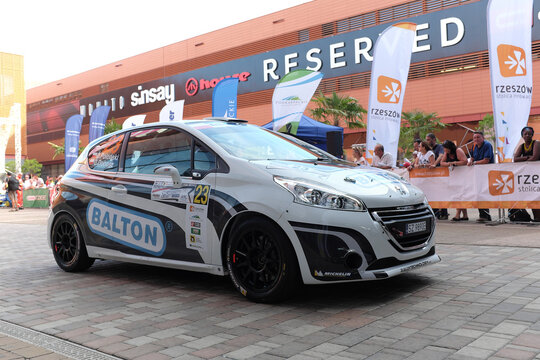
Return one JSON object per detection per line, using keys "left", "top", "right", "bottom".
{"left": 488, "top": 170, "right": 514, "bottom": 196}
{"left": 185, "top": 72, "right": 251, "bottom": 96}
{"left": 185, "top": 78, "right": 199, "bottom": 96}
{"left": 497, "top": 44, "right": 526, "bottom": 77}
{"left": 131, "top": 84, "right": 175, "bottom": 107}
{"left": 377, "top": 76, "right": 401, "bottom": 103}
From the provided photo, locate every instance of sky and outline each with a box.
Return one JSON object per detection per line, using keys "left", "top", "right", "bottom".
{"left": 1, "top": 0, "right": 310, "bottom": 89}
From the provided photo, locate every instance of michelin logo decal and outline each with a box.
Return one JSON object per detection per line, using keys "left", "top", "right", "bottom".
{"left": 87, "top": 199, "right": 166, "bottom": 256}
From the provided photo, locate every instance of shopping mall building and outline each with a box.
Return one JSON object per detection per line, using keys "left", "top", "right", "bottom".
{"left": 26, "top": 0, "right": 540, "bottom": 176}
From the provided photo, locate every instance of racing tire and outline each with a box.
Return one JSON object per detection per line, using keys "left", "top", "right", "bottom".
{"left": 51, "top": 213, "right": 95, "bottom": 272}
{"left": 226, "top": 217, "right": 300, "bottom": 303}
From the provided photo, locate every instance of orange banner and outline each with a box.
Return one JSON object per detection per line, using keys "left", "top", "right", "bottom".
{"left": 409, "top": 167, "right": 449, "bottom": 178}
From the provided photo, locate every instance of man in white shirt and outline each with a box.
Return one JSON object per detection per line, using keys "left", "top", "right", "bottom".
{"left": 372, "top": 144, "right": 394, "bottom": 169}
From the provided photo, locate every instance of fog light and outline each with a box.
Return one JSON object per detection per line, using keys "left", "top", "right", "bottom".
{"left": 344, "top": 251, "right": 363, "bottom": 269}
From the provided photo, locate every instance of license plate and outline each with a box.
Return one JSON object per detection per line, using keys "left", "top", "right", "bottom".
{"left": 406, "top": 221, "right": 427, "bottom": 234}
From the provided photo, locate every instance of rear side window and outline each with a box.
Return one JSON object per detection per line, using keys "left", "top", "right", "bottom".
{"left": 194, "top": 142, "right": 216, "bottom": 171}
{"left": 124, "top": 128, "right": 192, "bottom": 175}
{"left": 88, "top": 134, "right": 125, "bottom": 171}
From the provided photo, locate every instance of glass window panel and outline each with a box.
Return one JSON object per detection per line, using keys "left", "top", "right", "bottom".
{"left": 124, "top": 128, "right": 192, "bottom": 176}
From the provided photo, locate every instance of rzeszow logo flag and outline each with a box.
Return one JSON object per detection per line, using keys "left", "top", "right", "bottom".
{"left": 366, "top": 23, "right": 416, "bottom": 166}
{"left": 487, "top": 0, "right": 533, "bottom": 163}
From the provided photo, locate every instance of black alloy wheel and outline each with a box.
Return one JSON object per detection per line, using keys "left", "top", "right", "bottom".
{"left": 51, "top": 214, "right": 94, "bottom": 272}
{"left": 227, "top": 217, "right": 299, "bottom": 302}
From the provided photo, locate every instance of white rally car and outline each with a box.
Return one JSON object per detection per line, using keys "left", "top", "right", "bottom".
{"left": 48, "top": 118, "right": 440, "bottom": 302}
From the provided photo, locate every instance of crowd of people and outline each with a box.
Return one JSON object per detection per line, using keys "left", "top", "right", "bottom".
{"left": 351, "top": 126, "right": 540, "bottom": 223}
{"left": 1, "top": 173, "right": 61, "bottom": 212}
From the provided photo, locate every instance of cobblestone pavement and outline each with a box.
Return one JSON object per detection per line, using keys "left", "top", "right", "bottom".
{"left": 0, "top": 208, "right": 539, "bottom": 359}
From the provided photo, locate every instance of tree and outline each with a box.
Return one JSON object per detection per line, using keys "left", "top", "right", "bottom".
{"left": 21, "top": 159, "right": 43, "bottom": 176}
{"left": 399, "top": 110, "right": 447, "bottom": 159}
{"left": 104, "top": 118, "right": 121, "bottom": 135}
{"left": 310, "top": 92, "right": 366, "bottom": 129}
{"left": 47, "top": 141, "right": 84, "bottom": 159}
{"left": 476, "top": 113, "right": 496, "bottom": 145}
{"left": 5, "top": 161, "right": 16, "bottom": 174}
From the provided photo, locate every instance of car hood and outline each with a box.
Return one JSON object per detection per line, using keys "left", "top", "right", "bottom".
{"left": 251, "top": 159, "right": 425, "bottom": 208}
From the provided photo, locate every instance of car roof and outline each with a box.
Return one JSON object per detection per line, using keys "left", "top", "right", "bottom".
{"left": 99, "top": 117, "right": 252, "bottom": 139}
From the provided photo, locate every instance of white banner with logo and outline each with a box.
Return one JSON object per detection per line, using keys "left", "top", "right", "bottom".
{"left": 487, "top": 0, "right": 533, "bottom": 163}
{"left": 159, "top": 100, "right": 185, "bottom": 122}
{"left": 395, "top": 162, "right": 540, "bottom": 208}
{"left": 366, "top": 23, "right": 416, "bottom": 166}
{"left": 272, "top": 69, "right": 323, "bottom": 135}
{"left": 122, "top": 114, "right": 146, "bottom": 129}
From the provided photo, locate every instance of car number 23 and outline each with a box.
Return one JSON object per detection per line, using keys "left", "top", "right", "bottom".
{"left": 193, "top": 184, "right": 210, "bottom": 205}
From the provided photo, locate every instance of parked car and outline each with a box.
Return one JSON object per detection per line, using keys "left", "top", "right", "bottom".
{"left": 48, "top": 118, "right": 440, "bottom": 302}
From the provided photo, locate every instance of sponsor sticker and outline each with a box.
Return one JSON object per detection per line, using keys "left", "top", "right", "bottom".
{"left": 151, "top": 180, "right": 191, "bottom": 203}
{"left": 313, "top": 270, "right": 352, "bottom": 278}
{"left": 87, "top": 199, "right": 166, "bottom": 256}
{"left": 185, "top": 184, "right": 211, "bottom": 251}
{"left": 400, "top": 260, "right": 432, "bottom": 273}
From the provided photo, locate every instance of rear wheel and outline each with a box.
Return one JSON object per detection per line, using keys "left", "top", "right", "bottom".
{"left": 226, "top": 217, "right": 299, "bottom": 302}
{"left": 51, "top": 214, "right": 94, "bottom": 272}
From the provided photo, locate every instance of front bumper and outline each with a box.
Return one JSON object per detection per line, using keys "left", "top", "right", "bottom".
{"left": 281, "top": 202, "right": 439, "bottom": 284}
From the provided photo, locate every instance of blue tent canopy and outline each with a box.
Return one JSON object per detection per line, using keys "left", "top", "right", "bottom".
{"left": 261, "top": 115, "right": 343, "bottom": 152}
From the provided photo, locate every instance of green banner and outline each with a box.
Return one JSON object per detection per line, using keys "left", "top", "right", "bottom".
{"left": 23, "top": 188, "right": 50, "bottom": 208}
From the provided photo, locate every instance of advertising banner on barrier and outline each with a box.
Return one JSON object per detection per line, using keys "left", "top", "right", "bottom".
{"left": 88, "top": 106, "right": 111, "bottom": 143}
{"left": 212, "top": 78, "right": 239, "bottom": 118}
{"left": 401, "top": 162, "right": 540, "bottom": 209}
{"left": 159, "top": 100, "right": 184, "bottom": 122}
{"left": 487, "top": 0, "right": 533, "bottom": 163}
{"left": 272, "top": 69, "right": 323, "bottom": 135}
{"left": 366, "top": 23, "right": 416, "bottom": 166}
{"left": 23, "top": 188, "right": 50, "bottom": 208}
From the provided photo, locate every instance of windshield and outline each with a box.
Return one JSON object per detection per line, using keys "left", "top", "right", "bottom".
{"left": 194, "top": 122, "right": 319, "bottom": 161}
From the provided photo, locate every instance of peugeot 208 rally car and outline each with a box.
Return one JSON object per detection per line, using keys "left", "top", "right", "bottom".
{"left": 48, "top": 117, "right": 440, "bottom": 302}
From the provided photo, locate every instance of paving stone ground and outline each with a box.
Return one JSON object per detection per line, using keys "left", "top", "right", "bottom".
{"left": 0, "top": 208, "right": 539, "bottom": 359}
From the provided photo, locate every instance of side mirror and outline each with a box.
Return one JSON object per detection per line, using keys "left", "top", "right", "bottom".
{"left": 154, "top": 165, "right": 182, "bottom": 188}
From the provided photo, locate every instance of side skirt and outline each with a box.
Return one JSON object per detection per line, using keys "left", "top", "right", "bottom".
{"left": 86, "top": 246, "right": 225, "bottom": 276}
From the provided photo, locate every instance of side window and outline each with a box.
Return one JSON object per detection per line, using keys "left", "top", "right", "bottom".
{"left": 88, "top": 134, "right": 125, "bottom": 172}
{"left": 124, "top": 128, "right": 192, "bottom": 175}
{"left": 194, "top": 142, "right": 216, "bottom": 171}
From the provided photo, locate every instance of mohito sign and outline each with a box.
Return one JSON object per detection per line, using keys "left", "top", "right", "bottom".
{"left": 185, "top": 72, "right": 250, "bottom": 96}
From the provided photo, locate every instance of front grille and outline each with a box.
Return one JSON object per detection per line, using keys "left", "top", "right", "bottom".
{"left": 370, "top": 204, "right": 434, "bottom": 251}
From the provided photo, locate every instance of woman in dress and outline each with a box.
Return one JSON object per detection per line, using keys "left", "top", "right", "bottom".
{"left": 409, "top": 141, "right": 435, "bottom": 169}
{"left": 514, "top": 126, "right": 540, "bottom": 221}
{"left": 440, "top": 140, "right": 469, "bottom": 221}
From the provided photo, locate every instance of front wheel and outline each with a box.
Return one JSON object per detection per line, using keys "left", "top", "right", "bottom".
{"left": 51, "top": 213, "right": 94, "bottom": 272}
{"left": 226, "top": 217, "right": 299, "bottom": 302}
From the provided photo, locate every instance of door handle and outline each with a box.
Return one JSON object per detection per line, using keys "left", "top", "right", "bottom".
{"left": 111, "top": 185, "right": 127, "bottom": 195}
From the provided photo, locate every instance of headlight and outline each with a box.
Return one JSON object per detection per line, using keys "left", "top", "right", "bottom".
{"left": 274, "top": 176, "right": 366, "bottom": 211}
